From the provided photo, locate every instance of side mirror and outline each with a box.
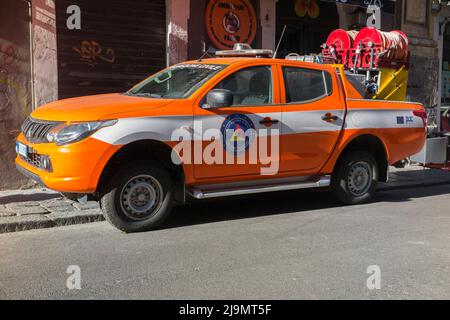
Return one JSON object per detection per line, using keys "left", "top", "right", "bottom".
{"left": 203, "top": 89, "right": 233, "bottom": 109}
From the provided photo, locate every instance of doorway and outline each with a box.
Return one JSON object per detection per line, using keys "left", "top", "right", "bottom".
{"left": 56, "top": 0, "right": 167, "bottom": 99}
{"left": 275, "top": 0, "right": 339, "bottom": 57}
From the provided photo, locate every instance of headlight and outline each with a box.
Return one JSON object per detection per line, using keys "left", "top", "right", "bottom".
{"left": 47, "top": 120, "right": 117, "bottom": 145}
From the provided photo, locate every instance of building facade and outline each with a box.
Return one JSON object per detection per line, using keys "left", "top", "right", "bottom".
{"left": 0, "top": 0, "right": 448, "bottom": 189}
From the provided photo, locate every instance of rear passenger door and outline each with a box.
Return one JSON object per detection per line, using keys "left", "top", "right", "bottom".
{"left": 278, "top": 64, "right": 345, "bottom": 173}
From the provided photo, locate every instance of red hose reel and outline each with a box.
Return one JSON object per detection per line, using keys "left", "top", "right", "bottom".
{"left": 322, "top": 27, "right": 409, "bottom": 69}
{"left": 322, "top": 29, "right": 358, "bottom": 65}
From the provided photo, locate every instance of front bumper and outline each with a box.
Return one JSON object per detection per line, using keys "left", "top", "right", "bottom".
{"left": 15, "top": 133, "right": 121, "bottom": 193}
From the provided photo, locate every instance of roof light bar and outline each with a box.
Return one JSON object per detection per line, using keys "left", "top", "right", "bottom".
{"left": 215, "top": 43, "right": 273, "bottom": 58}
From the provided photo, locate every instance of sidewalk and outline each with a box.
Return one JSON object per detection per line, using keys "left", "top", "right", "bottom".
{"left": 379, "top": 166, "right": 450, "bottom": 190}
{"left": 1, "top": 166, "right": 450, "bottom": 234}
{"left": 0, "top": 189, "right": 103, "bottom": 233}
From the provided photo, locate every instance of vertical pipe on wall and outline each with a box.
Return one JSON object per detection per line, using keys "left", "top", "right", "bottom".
{"left": 166, "top": 0, "right": 170, "bottom": 67}
{"left": 435, "top": 10, "right": 450, "bottom": 132}
{"left": 259, "top": 0, "right": 276, "bottom": 51}
{"left": 24, "top": 0, "right": 36, "bottom": 109}
{"left": 167, "top": 0, "right": 190, "bottom": 65}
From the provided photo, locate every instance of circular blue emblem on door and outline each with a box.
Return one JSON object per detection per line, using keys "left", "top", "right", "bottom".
{"left": 221, "top": 113, "right": 256, "bottom": 155}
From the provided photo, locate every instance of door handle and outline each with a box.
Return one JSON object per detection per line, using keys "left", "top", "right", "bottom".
{"left": 322, "top": 113, "right": 339, "bottom": 122}
{"left": 259, "top": 118, "right": 279, "bottom": 126}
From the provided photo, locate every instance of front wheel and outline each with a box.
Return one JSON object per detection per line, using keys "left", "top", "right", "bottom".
{"left": 331, "top": 151, "right": 378, "bottom": 205}
{"left": 100, "top": 162, "right": 174, "bottom": 233}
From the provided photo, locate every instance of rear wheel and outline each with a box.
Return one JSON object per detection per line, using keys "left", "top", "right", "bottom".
{"left": 331, "top": 151, "right": 378, "bottom": 205}
{"left": 100, "top": 162, "right": 174, "bottom": 232}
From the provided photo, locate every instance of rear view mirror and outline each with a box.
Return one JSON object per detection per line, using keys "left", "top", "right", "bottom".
{"left": 203, "top": 89, "right": 233, "bottom": 109}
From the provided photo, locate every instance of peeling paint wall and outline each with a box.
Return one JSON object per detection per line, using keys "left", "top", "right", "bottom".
{"left": 167, "top": 0, "right": 190, "bottom": 65}
{"left": 0, "top": 0, "right": 57, "bottom": 190}
{"left": 32, "top": 0, "right": 58, "bottom": 107}
{"left": 0, "top": 0, "right": 33, "bottom": 189}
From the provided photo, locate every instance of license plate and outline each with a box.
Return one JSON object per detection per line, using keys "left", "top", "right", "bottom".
{"left": 16, "top": 142, "right": 28, "bottom": 158}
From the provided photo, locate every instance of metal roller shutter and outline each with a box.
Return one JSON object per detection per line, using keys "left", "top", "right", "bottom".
{"left": 56, "top": 0, "right": 166, "bottom": 99}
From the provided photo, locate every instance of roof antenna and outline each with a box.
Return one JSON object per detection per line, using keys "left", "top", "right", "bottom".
{"left": 198, "top": 48, "right": 211, "bottom": 62}
{"left": 273, "top": 25, "right": 287, "bottom": 59}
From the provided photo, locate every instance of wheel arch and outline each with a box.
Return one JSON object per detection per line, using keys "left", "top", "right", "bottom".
{"left": 333, "top": 134, "right": 389, "bottom": 182}
{"left": 95, "top": 139, "right": 186, "bottom": 204}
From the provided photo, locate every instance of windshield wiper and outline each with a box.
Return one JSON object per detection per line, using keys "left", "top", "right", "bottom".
{"left": 126, "top": 92, "right": 162, "bottom": 98}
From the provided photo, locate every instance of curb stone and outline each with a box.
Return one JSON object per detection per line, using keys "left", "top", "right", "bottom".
{"left": 72, "top": 201, "right": 100, "bottom": 211}
{"left": 5, "top": 202, "right": 42, "bottom": 210}
{"left": 40, "top": 199, "right": 76, "bottom": 212}
{"left": 15, "top": 206, "right": 50, "bottom": 216}
{"left": 0, "top": 210, "right": 15, "bottom": 217}
{"left": 0, "top": 204, "right": 14, "bottom": 216}
{"left": 40, "top": 199, "right": 74, "bottom": 207}
{"left": 0, "top": 209, "right": 105, "bottom": 234}
{"left": 0, "top": 215, "right": 56, "bottom": 234}
{"left": 45, "top": 209, "right": 104, "bottom": 226}
{"left": 41, "top": 205, "right": 76, "bottom": 212}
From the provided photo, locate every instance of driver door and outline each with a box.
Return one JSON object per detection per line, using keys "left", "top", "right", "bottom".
{"left": 193, "top": 64, "right": 282, "bottom": 180}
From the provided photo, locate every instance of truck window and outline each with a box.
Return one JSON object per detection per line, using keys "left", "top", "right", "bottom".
{"left": 282, "top": 67, "right": 332, "bottom": 104}
{"left": 128, "top": 64, "right": 226, "bottom": 99}
{"left": 214, "top": 66, "right": 273, "bottom": 106}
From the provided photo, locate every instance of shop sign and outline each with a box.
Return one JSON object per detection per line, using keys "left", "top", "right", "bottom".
{"left": 205, "top": 0, "right": 257, "bottom": 50}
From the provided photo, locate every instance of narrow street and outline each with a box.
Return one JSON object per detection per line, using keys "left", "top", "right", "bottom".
{"left": 1, "top": 184, "right": 449, "bottom": 300}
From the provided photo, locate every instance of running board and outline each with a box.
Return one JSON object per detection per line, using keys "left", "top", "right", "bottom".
{"left": 189, "top": 176, "right": 331, "bottom": 199}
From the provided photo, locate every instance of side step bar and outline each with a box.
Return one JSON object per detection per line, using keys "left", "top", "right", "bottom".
{"left": 189, "top": 176, "right": 331, "bottom": 200}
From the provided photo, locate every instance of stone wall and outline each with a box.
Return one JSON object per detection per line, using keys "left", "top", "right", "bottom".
{"left": 406, "top": 38, "right": 440, "bottom": 107}
{"left": 399, "top": 0, "right": 440, "bottom": 131}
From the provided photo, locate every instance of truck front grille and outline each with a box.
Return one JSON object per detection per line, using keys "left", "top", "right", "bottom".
{"left": 20, "top": 153, "right": 42, "bottom": 168}
{"left": 19, "top": 152, "right": 52, "bottom": 172}
{"left": 21, "top": 117, "right": 60, "bottom": 144}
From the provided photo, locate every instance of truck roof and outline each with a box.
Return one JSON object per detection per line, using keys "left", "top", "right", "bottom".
{"left": 181, "top": 57, "right": 343, "bottom": 69}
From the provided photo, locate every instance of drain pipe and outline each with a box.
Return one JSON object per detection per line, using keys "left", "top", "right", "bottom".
{"left": 24, "top": 0, "right": 36, "bottom": 110}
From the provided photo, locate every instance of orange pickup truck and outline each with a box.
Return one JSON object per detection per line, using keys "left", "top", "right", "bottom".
{"left": 15, "top": 54, "right": 426, "bottom": 232}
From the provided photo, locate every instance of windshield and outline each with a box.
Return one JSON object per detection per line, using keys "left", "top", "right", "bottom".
{"left": 127, "top": 64, "right": 226, "bottom": 99}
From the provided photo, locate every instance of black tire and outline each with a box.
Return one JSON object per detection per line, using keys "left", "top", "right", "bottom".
{"left": 331, "top": 151, "right": 378, "bottom": 205}
{"left": 100, "top": 162, "right": 174, "bottom": 233}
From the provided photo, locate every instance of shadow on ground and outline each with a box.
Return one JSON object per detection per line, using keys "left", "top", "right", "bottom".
{"left": 1, "top": 182, "right": 449, "bottom": 232}
{"left": 163, "top": 183, "right": 450, "bottom": 229}
{"left": 0, "top": 192, "right": 61, "bottom": 205}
